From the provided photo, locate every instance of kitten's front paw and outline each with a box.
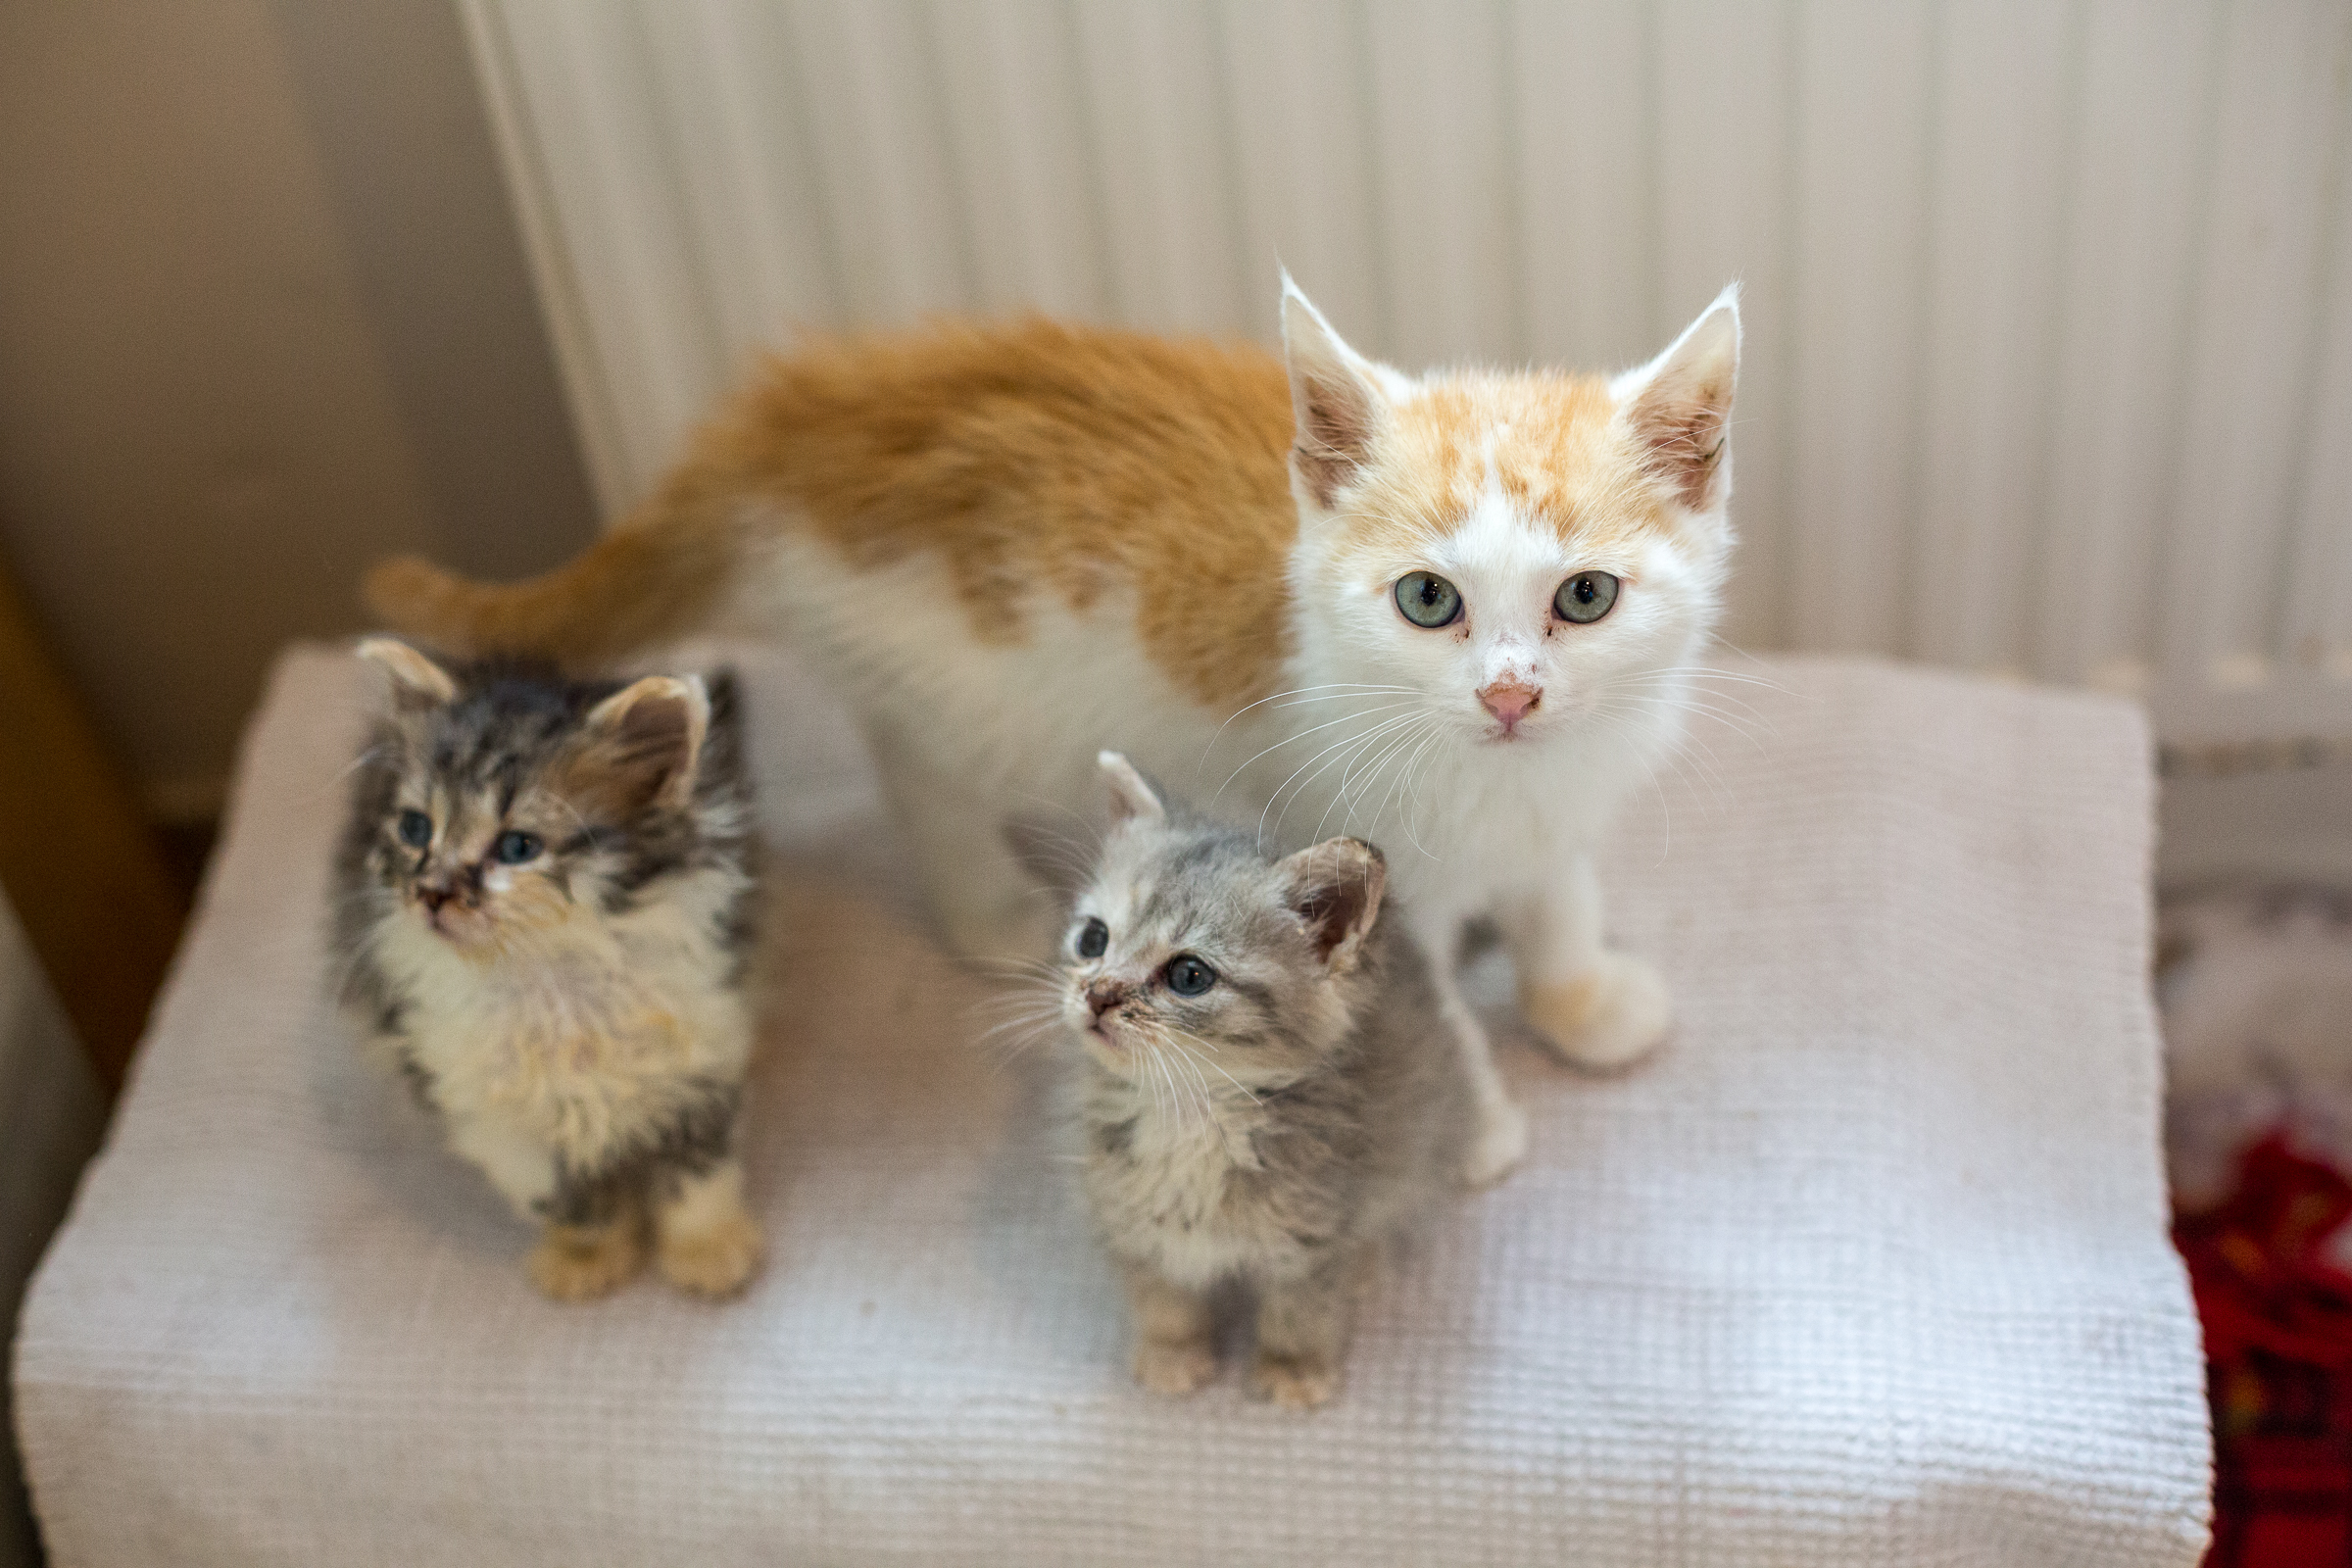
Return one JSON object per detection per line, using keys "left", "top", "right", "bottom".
{"left": 1250, "top": 1352, "right": 1342, "bottom": 1410}
{"left": 1521, "top": 952, "right": 1673, "bottom": 1071}
{"left": 1133, "top": 1336, "right": 1219, "bottom": 1396}
{"left": 1462, "top": 1095, "right": 1529, "bottom": 1190}
{"left": 528, "top": 1221, "right": 644, "bottom": 1301}
{"left": 657, "top": 1210, "right": 764, "bottom": 1298}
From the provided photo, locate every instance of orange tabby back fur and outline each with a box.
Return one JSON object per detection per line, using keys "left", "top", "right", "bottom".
{"left": 372, "top": 319, "right": 1301, "bottom": 709}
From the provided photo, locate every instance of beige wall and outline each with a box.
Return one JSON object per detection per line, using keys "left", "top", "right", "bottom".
{"left": 0, "top": 0, "right": 594, "bottom": 818}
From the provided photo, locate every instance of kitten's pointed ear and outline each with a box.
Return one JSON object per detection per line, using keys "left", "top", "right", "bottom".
{"left": 1099, "top": 751, "right": 1165, "bottom": 828}
{"left": 1279, "top": 836, "right": 1387, "bottom": 975}
{"left": 357, "top": 637, "right": 456, "bottom": 712}
{"left": 1613, "top": 283, "right": 1741, "bottom": 513}
{"left": 1281, "top": 271, "right": 1390, "bottom": 511}
{"left": 581, "top": 674, "right": 710, "bottom": 811}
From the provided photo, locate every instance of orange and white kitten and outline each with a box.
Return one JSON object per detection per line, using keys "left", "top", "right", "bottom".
{"left": 366, "top": 275, "right": 1740, "bottom": 1186}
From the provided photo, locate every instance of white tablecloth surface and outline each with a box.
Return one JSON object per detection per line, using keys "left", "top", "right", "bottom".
{"left": 13, "top": 643, "right": 2210, "bottom": 1565}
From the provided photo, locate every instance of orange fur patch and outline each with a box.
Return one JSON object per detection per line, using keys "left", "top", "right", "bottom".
{"left": 722, "top": 319, "right": 1298, "bottom": 709}
{"left": 1344, "top": 372, "right": 1667, "bottom": 558}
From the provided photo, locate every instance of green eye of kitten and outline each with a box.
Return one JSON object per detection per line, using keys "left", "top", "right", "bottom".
{"left": 1553, "top": 570, "right": 1620, "bottom": 624}
{"left": 1076, "top": 916, "right": 1108, "bottom": 958}
{"left": 1395, "top": 570, "right": 1463, "bottom": 628}
{"left": 397, "top": 808, "right": 431, "bottom": 849}
{"left": 492, "top": 830, "right": 542, "bottom": 865}
{"left": 1164, "top": 955, "right": 1216, "bottom": 996}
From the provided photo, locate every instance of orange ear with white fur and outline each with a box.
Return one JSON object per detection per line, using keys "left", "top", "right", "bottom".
{"left": 1615, "top": 284, "right": 1741, "bottom": 513}
{"left": 1280, "top": 272, "right": 1392, "bottom": 511}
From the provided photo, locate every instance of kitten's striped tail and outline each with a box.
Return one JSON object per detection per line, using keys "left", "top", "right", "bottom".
{"left": 362, "top": 494, "right": 753, "bottom": 668}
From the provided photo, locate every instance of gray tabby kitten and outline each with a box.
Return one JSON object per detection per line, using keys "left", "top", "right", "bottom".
{"left": 1062, "top": 753, "right": 1474, "bottom": 1408}
{"left": 335, "top": 639, "right": 763, "bottom": 1301}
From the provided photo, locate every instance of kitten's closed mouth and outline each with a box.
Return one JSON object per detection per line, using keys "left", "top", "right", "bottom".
{"left": 422, "top": 906, "right": 486, "bottom": 945}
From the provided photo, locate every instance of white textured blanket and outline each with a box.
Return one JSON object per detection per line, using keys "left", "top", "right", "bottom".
{"left": 14, "top": 645, "right": 2210, "bottom": 1566}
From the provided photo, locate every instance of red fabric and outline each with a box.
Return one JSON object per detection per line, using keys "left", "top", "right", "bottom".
{"left": 2177, "top": 1134, "right": 2352, "bottom": 1566}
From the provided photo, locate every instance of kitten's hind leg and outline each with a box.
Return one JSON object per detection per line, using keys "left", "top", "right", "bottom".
{"left": 1122, "top": 1263, "right": 1218, "bottom": 1396}
{"left": 528, "top": 1208, "right": 647, "bottom": 1301}
{"left": 1509, "top": 852, "right": 1672, "bottom": 1071}
{"left": 653, "top": 1159, "right": 764, "bottom": 1298}
{"left": 1250, "top": 1248, "right": 1371, "bottom": 1411}
{"left": 870, "top": 737, "right": 1059, "bottom": 963}
{"left": 1408, "top": 907, "right": 1528, "bottom": 1189}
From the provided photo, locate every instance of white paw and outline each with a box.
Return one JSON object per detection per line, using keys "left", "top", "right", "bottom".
{"left": 1521, "top": 952, "right": 1673, "bottom": 1071}
{"left": 657, "top": 1210, "right": 764, "bottom": 1298}
{"left": 1462, "top": 1094, "right": 1529, "bottom": 1190}
{"left": 1133, "top": 1336, "right": 1219, "bottom": 1396}
{"left": 527, "top": 1222, "right": 644, "bottom": 1302}
{"left": 1250, "top": 1352, "right": 1342, "bottom": 1410}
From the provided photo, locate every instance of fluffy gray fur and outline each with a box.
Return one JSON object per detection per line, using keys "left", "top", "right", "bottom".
{"left": 1057, "top": 753, "right": 1474, "bottom": 1408}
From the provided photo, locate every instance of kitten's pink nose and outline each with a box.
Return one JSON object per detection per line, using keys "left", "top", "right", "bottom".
{"left": 1086, "top": 980, "right": 1130, "bottom": 1018}
{"left": 1478, "top": 678, "right": 1542, "bottom": 730}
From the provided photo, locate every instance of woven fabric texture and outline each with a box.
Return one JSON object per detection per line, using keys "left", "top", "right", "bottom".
{"left": 13, "top": 645, "right": 2210, "bottom": 1566}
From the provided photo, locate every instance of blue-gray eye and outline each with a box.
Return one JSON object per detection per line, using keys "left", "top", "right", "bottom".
{"left": 492, "top": 830, "right": 542, "bottom": 865}
{"left": 1076, "top": 916, "right": 1108, "bottom": 958}
{"left": 396, "top": 809, "right": 431, "bottom": 849}
{"left": 1553, "top": 570, "right": 1620, "bottom": 624}
{"left": 1395, "top": 570, "right": 1463, "bottom": 628}
{"left": 1164, "top": 955, "right": 1216, "bottom": 996}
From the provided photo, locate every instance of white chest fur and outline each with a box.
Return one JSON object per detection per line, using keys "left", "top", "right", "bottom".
{"left": 372, "top": 874, "right": 752, "bottom": 1178}
{"left": 1084, "top": 1090, "right": 1310, "bottom": 1293}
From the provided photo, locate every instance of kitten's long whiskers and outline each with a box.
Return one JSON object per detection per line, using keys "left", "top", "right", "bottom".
{"left": 1328, "top": 714, "right": 1434, "bottom": 841}
{"left": 1194, "top": 681, "right": 1414, "bottom": 781}
{"left": 966, "top": 954, "right": 1075, "bottom": 986}
{"left": 1140, "top": 1021, "right": 1219, "bottom": 1133}
{"left": 1376, "top": 727, "right": 1444, "bottom": 858}
{"left": 1667, "top": 649, "right": 1802, "bottom": 694}
{"left": 1611, "top": 685, "right": 1773, "bottom": 746}
{"left": 1168, "top": 1040, "right": 1216, "bottom": 1131}
{"left": 1163, "top": 1028, "right": 1260, "bottom": 1105}
{"left": 1336, "top": 706, "right": 1426, "bottom": 805}
{"left": 1596, "top": 693, "right": 1734, "bottom": 802}
{"left": 1212, "top": 698, "right": 1424, "bottom": 810}
{"left": 1148, "top": 1045, "right": 1192, "bottom": 1134}
{"left": 967, "top": 985, "right": 1075, "bottom": 1024}
{"left": 1312, "top": 719, "right": 1417, "bottom": 842}
{"left": 1148, "top": 1045, "right": 1184, "bottom": 1130}
{"left": 1290, "top": 710, "right": 1427, "bottom": 841}
{"left": 1257, "top": 710, "right": 1425, "bottom": 850}
{"left": 1589, "top": 685, "right": 1753, "bottom": 808}
{"left": 1006, "top": 792, "right": 1109, "bottom": 857}
{"left": 1609, "top": 675, "right": 1775, "bottom": 747}
{"left": 1268, "top": 708, "right": 1426, "bottom": 846}
{"left": 1369, "top": 721, "right": 1446, "bottom": 854}
{"left": 1578, "top": 702, "right": 1686, "bottom": 858}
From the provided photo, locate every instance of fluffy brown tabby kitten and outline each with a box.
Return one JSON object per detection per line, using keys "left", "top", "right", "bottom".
{"left": 1063, "top": 754, "right": 1474, "bottom": 1408}
{"left": 335, "top": 639, "right": 763, "bottom": 1300}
